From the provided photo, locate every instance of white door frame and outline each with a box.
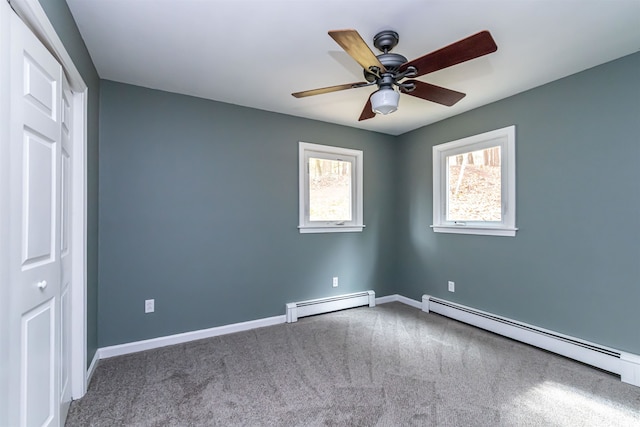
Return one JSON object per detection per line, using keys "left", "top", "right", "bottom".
{"left": 9, "top": 0, "right": 89, "bottom": 399}
{"left": 1, "top": 2, "right": 12, "bottom": 421}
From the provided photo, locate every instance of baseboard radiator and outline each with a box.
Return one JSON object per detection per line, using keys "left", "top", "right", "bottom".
{"left": 286, "top": 291, "right": 376, "bottom": 323}
{"left": 422, "top": 295, "right": 640, "bottom": 387}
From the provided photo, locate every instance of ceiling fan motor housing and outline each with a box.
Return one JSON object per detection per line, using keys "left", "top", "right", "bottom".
{"left": 364, "top": 53, "right": 409, "bottom": 82}
{"left": 365, "top": 30, "right": 408, "bottom": 83}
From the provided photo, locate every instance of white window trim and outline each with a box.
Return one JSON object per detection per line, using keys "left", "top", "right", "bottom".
{"left": 431, "top": 125, "right": 517, "bottom": 237}
{"left": 298, "top": 142, "right": 364, "bottom": 234}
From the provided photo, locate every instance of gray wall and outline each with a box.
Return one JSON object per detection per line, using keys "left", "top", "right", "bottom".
{"left": 100, "top": 53, "right": 639, "bottom": 354}
{"left": 395, "top": 52, "right": 640, "bottom": 354}
{"left": 44, "top": 0, "right": 639, "bottom": 356}
{"left": 98, "top": 81, "right": 398, "bottom": 346}
{"left": 38, "top": 0, "right": 100, "bottom": 367}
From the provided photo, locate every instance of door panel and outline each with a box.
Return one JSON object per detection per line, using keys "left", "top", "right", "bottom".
{"left": 22, "top": 130, "right": 55, "bottom": 267}
{"left": 22, "top": 299, "right": 55, "bottom": 427}
{"left": 23, "top": 53, "right": 56, "bottom": 120}
{"left": 9, "top": 8, "right": 62, "bottom": 427}
{"left": 60, "top": 147, "right": 70, "bottom": 257}
{"left": 59, "top": 283, "right": 70, "bottom": 416}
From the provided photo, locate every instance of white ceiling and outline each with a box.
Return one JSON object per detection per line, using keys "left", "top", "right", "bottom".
{"left": 65, "top": 0, "right": 640, "bottom": 136}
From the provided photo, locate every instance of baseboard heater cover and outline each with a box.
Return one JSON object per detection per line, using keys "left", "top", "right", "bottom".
{"left": 422, "top": 295, "right": 640, "bottom": 387}
{"left": 286, "top": 291, "right": 375, "bottom": 323}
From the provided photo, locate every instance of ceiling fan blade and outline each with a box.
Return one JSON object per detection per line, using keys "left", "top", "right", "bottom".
{"left": 329, "top": 29, "right": 387, "bottom": 73}
{"left": 292, "top": 81, "right": 370, "bottom": 98}
{"left": 402, "top": 80, "right": 466, "bottom": 106}
{"left": 401, "top": 31, "right": 497, "bottom": 77}
{"left": 358, "top": 94, "right": 375, "bottom": 121}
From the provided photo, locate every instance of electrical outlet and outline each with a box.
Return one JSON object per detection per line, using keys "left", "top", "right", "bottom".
{"left": 145, "top": 299, "right": 155, "bottom": 313}
{"left": 448, "top": 281, "right": 455, "bottom": 292}
{"left": 332, "top": 277, "right": 339, "bottom": 288}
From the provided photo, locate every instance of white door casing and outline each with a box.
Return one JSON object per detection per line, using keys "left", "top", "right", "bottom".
{"left": 60, "top": 74, "right": 73, "bottom": 422}
{"left": 0, "top": 1, "right": 12, "bottom": 423}
{"left": 9, "top": 7, "right": 62, "bottom": 425}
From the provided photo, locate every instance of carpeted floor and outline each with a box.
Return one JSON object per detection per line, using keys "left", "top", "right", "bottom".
{"left": 66, "top": 302, "right": 640, "bottom": 426}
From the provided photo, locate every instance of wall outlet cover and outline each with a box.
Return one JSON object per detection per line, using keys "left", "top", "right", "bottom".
{"left": 145, "top": 299, "right": 155, "bottom": 313}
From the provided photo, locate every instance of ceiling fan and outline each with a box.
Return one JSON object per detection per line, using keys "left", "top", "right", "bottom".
{"left": 292, "top": 29, "right": 498, "bottom": 121}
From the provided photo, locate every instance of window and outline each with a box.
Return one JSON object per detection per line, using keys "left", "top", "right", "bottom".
{"left": 432, "top": 125, "right": 517, "bottom": 237}
{"left": 299, "top": 142, "right": 364, "bottom": 233}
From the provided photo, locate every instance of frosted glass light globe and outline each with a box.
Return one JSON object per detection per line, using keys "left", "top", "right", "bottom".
{"left": 371, "top": 88, "right": 400, "bottom": 115}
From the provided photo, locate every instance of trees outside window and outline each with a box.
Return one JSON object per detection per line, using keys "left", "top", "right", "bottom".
{"left": 432, "top": 126, "right": 517, "bottom": 237}
{"left": 299, "top": 142, "right": 364, "bottom": 233}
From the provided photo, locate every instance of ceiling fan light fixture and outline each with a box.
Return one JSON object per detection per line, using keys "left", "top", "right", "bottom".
{"left": 293, "top": 29, "right": 497, "bottom": 121}
{"left": 371, "top": 87, "right": 400, "bottom": 115}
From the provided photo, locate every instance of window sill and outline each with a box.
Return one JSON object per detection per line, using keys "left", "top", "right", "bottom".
{"left": 298, "top": 225, "right": 365, "bottom": 234}
{"left": 431, "top": 225, "right": 517, "bottom": 237}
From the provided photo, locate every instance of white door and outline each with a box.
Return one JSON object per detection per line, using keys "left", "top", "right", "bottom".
{"left": 8, "top": 8, "right": 63, "bottom": 427}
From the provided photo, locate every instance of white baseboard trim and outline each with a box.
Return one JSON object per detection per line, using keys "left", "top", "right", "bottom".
{"left": 98, "top": 315, "right": 286, "bottom": 359}
{"left": 422, "top": 295, "right": 640, "bottom": 388}
{"left": 376, "top": 294, "right": 422, "bottom": 309}
{"left": 98, "top": 291, "right": 380, "bottom": 361}
{"left": 374, "top": 294, "right": 397, "bottom": 304}
{"left": 86, "top": 350, "right": 100, "bottom": 388}
{"left": 395, "top": 295, "right": 422, "bottom": 309}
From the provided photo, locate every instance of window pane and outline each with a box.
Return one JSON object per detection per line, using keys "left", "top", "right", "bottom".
{"left": 309, "top": 157, "right": 352, "bottom": 221}
{"left": 446, "top": 146, "right": 501, "bottom": 221}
